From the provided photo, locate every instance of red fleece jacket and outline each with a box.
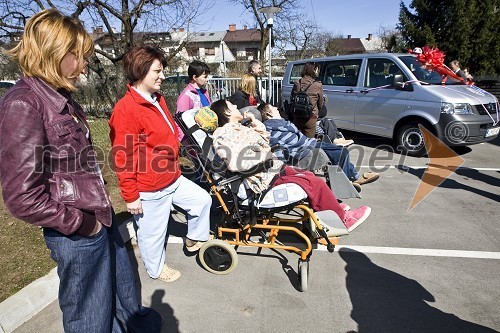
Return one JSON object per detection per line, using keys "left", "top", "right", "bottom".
{"left": 109, "top": 85, "right": 181, "bottom": 202}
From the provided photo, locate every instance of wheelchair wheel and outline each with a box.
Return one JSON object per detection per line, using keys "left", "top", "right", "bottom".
{"left": 199, "top": 240, "right": 238, "bottom": 275}
{"left": 298, "top": 259, "right": 309, "bottom": 292}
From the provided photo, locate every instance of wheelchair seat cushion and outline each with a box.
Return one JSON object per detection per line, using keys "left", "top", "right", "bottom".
{"left": 240, "top": 182, "right": 307, "bottom": 209}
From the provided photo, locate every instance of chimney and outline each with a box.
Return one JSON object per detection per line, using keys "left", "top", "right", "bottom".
{"left": 243, "top": 25, "right": 247, "bottom": 30}
{"left": 178, "top": 27, "right": 185, "bottom": 32}
{"left": 229, "top": 24, "right": 236, "bottom": 32}
{"left": 367, "top": 33, "right": 372, "bottom": 41}
{"left": 347, "top": 34, "right": 351, "bottom": 39}
{"left": 93, "top": 26, "right": 103, "bottom": 34}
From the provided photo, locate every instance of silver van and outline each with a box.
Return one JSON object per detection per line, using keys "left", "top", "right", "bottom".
{"left": 282, "top": 53, "right": 500, "bottom": 156}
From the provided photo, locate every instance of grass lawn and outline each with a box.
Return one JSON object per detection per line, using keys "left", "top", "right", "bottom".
{"left": 0, "top": 118, "right": 131, "bottom": 302}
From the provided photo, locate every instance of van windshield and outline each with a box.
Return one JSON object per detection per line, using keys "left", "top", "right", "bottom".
{"left": 399, "top": 56, "right": 462, "bottom": 85}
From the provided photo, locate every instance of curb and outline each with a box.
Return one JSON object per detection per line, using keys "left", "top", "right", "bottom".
{"left": 0, "top": 268, "right": 59, "bottom": 333}
{"left": 0, "top": 219, "right": 135, "bottom": 333}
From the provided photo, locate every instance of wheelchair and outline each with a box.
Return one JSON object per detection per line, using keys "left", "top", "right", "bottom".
{"left": 175, "top": 108, "right": 352, "bottom": 291}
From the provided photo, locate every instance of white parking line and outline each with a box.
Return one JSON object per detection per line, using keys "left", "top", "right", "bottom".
{"left": 360, "top": 166, "right": 500, "bottom": 171}
{"left": 331, "top": 245, "right": 500, "bottom": 259}
{"left": 167, "top": 236, "right": 500, "bottom": 260}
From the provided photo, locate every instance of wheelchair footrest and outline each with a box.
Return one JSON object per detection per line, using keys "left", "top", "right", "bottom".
{"left": 312, "top": 210, "right": 349, "bottom": 237}
{"left": 326, "top": 165, "right": 361, "bottom": 200}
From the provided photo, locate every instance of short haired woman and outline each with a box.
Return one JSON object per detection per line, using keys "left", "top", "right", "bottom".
{"left": 0, "top": 9, "right": 161, "bottom": 332}
{"left": 109, "top": 46, "right": 212, "bottom": 283}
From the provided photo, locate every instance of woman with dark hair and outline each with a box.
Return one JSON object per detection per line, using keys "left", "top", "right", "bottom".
{"left": 210, "top": 99, "right": 372, "bottom": 232}
{"left": 291, "top": 62, "right": 323, "bottom": 138}
{"left": 176, "top": 60, "right": 211, "bottom": 141}
{"left": 109, "top": 46, "right": 212, "bottom": 283}
{"left": 0, "top": 10, "right": 161, "bottom": 332}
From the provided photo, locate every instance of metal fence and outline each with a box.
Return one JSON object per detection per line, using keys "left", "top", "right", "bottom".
{"left": 0, "top": 77, "right": 285, "bottom": 120}
{"left": 162, "top": 76, "right": 284, "bottom": 109}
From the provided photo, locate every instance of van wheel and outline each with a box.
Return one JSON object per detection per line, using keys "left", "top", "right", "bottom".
{"left": 396, "top": 122, "right": 428, "bottom": 157}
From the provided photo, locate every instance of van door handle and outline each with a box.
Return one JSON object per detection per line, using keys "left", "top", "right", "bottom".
{"left": 360, "top": 89, "right": 369, "bottom": 94}
{"left": 345, "top": 89, "right": 354, "bottom": 93}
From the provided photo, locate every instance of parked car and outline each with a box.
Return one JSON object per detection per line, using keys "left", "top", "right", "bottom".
{"left": 0, "top": 80, "right": 16, "bottom": 89}
{"left": 282, "top": 54, "right": 500, "bottom": 156}
{"left": 164, "top": 75, "right": 190, "bottom": 85}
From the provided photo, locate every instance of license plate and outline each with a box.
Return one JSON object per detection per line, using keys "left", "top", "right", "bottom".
{"left": 485, "top": 127, "right": 500, "bottom": 137}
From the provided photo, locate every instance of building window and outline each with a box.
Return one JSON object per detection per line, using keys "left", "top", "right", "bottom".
{"left": 205, "top": 48, "right": 216, "bottom": 55}
{"left": 246, "top": 48, "right": 258, "bottom": 60}
{"left": 186, "top": 45, "right": 199, "bottom": 57}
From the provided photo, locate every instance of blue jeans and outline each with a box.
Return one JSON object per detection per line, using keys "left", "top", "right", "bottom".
{"left": 43, "top": 214, "right": 161, "bottom": 333}
{"left": 316, "top": 141, "right": 360, "bottom": 181}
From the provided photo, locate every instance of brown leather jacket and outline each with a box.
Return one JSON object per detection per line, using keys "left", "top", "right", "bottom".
{"left": 0, "top": 77, "right": 112, "bottom": 236}
{"left": 291, "top": 75, "right": 323, "bottom": 118}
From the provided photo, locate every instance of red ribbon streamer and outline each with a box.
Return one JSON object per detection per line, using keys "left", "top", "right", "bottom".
{"left": 410, "top": 46, "right": 467, "bottom": 84}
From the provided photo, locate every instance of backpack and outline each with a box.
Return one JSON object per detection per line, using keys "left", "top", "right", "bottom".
{"left": 291, "top": 80, "right": 314, "bottom": 118}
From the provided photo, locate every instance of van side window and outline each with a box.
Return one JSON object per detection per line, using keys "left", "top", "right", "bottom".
{"left": 289, "top": 64, "right": 304, "bottom": 84}
{"left": 364, "top": 59, "right": 407, "bottom": 88}
{"left": 320, "top": 59, "right": 362, "bottom": 87}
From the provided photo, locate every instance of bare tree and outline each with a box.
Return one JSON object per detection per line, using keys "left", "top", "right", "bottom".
{"left": 0, "top": 0, "right": 212, "bottom": 107}
{"left": 227, "top": 0, "right": 300, "bottom": 71}
{"left": 274, "top": 14, "right": 320, "bottom": 60}
{"left": 378, "top": 25, "right": 405, "bottom": 53}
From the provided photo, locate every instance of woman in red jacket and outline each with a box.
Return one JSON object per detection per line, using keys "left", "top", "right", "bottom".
{"left": 109, "top": 46, "right": 212, "bottom": 283}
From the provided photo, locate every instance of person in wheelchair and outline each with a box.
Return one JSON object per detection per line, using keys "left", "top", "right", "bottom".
{"left": 210, "top": 99, "right": 372, "bottom": 232}
{"left": 257, "top": 103, "right": 379, "bottom": 189}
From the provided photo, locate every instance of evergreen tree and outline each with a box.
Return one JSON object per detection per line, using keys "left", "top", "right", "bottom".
{"left": 397, "top": 0, "right": 500, "bottom": 76}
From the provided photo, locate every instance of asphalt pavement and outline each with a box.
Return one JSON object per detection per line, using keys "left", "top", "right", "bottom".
{"left": 7, "top": 133, "right": 500, "bottom": 333}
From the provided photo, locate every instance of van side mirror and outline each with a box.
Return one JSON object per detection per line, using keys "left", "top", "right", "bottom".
{"left": 392, "top": 74, "right": 405, "bottom": 88}
{"left": 391, "top": 74, "right": 413, "bottom": 91}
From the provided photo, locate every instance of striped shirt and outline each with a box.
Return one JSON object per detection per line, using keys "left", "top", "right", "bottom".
{"left": 264, "top": 118, "right": 316, "bottom": 163}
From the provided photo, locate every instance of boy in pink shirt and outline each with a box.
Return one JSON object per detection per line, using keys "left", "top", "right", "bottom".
{"left": 176, "top": 60, "right": 211, "bottom": 141}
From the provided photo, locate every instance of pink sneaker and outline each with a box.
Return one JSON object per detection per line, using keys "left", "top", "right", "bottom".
{"left": 343, "top": 206, "right": 371, "bottom": 232}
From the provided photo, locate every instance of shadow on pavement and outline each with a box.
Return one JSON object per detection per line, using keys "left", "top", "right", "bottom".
{"left": 343, "top": 129, "right": 483, "bottom": 157}
{"left": 237, "top": 248, "right": 301, "bottom": 291}
{"left": 342, "top": 130, "right": 396, "bottom": 153}
{"left": 455, "top": 167, "right": 500, "bottom": 188}
{"left": 150, "top": 290, "right": 180, "bottom": 333}
{"left": 396, "top": 165, "right": 500, "bottom": 202}
{"left": 339, "top": 249, "right": 497, "bottom": 333}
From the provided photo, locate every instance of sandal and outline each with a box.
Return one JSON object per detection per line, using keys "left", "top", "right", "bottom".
{"left": 157, "top": 264, "right": 181, "bottom": 282}
{"left": 185, "top": 234, "right": 214, "bottom": 253}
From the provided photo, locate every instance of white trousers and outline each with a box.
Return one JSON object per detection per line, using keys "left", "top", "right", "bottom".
{"left": 134, "top": 175, "right": 211, "bottom": 278}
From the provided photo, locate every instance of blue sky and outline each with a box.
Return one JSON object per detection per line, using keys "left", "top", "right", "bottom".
{"left": 202, "top": 0, "right": 411, "bottom": 38}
